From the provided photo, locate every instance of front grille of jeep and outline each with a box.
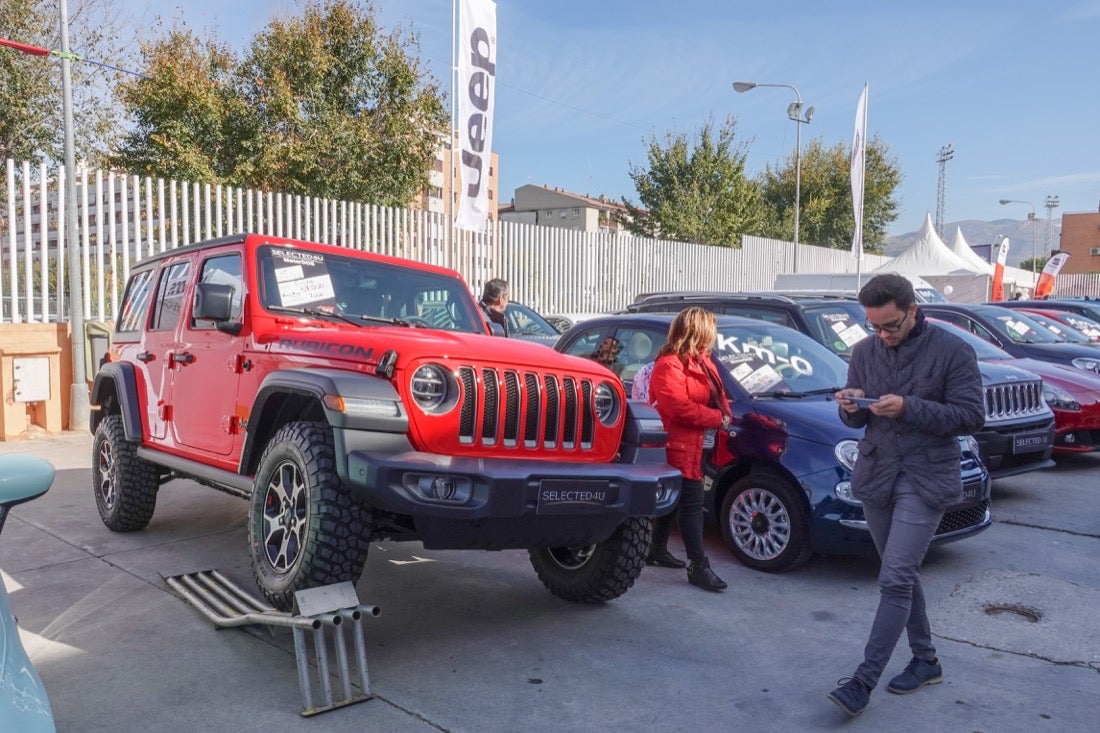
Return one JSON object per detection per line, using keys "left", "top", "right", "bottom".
{"left": 985, "top": 381, "right": 1046, "bottom": 422}
{"left": 456, "top": 366, "right": 596, "bottom": 451}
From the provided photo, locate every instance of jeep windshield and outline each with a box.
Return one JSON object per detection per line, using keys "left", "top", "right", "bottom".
{"left": 711, "top": 321, "right": 848, "bottom": 397}
{"left": 257, "top": 245, "right": 485, "bottom": 332}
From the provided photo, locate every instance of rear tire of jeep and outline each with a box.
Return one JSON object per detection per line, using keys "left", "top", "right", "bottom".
{"left": 528, "top": 516, "right": 650, "bottom": 603}
{"left": 92, "top": 414, "right": 159, "bottom": 531}
{"left": 719, "top": 470, "right": 812, "bottom": 572}
{"left": 249, "top": 421, "right": 370, "bottom": 612}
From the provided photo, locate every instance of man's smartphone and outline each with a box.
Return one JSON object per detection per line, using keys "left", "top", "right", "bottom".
{"left": 847, "top": 396, "right": 879, "bottom": 408}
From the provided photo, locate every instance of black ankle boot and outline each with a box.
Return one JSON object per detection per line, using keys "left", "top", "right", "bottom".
{"left": 687, "top": 558, "right": 727, "bottom": 591}
{"left": 646, "top": 548, "right": 686, "bottom": 569}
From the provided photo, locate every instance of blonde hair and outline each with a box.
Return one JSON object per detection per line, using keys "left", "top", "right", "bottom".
{"left": 659, "top": 307, "right": 717, "bottom": 359}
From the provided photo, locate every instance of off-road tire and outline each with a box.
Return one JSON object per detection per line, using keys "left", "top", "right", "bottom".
{"left": 92, "top": 414, "right": 159, "bottom": 531}
{"left": 528, "top": 516, "right": 650, "bottom": 603}
{"left": 249, "top": 421, "right": 370, "bottom": 612}
{"left": 720, "top": 469, "right": 812, "bottom": 572}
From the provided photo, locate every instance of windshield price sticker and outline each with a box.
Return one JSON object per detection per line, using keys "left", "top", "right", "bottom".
{"left": 272, "top": 249, "right": 336, "bottom": 307}
{"left": 730, "top": 361, "right": 783, "bottom": 392}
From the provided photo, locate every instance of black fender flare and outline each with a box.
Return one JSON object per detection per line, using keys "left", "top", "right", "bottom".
{"left": 240, "top": 367, "right": 409, "bottom": 476}
{"left": 89, "top": 362, "right": 144, "bottom": 441}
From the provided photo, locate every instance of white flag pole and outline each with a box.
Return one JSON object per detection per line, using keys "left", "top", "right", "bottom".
{"left": 851, "top": 83, "right": 868, "bottom": 289}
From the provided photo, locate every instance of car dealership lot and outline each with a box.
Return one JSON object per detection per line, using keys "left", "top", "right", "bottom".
{"left": 1, "top": 433, "right": 1098, "bottom": 733}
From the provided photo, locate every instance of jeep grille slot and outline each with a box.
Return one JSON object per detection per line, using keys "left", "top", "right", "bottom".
{"left": 580, "top": 380, "right": 594, "bottom": 448}
{"left": 543, "top": 375, "right": 560, "bottom": 448}
{"left": 454, "top": 366, "right": 599, "bottom": 452}
{"left": 502, "top": 371, "right": 520, "bottom": 446}
{"left": 562, "top": 378, "right": 578, "bottom": 448}
{"left": 481, "top": 368, "right": 499, "bottom": 445}
{"left": 458, "top": 368, "right": 477, "bottom": 444}
{"left": 985, "top": 381, "right": 1045, "bottom": 421}
{"left": 523, "top": 372, "right": 541, "bottom": 448}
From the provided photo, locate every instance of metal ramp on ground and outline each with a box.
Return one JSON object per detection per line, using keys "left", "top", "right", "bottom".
{"left": 164, "top": 569, "right": 379, "bottom": 717}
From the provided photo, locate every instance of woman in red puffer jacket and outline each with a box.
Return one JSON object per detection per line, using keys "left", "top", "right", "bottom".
{"left": 647, "top": 307, "right": 732, "bottom": 592}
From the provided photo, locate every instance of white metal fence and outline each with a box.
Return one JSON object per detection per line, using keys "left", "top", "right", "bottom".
{"left": 0, "top": 158, "right": 1083, "bottom": 325}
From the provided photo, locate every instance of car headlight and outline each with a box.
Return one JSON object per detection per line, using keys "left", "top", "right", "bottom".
{"left": 1071, "top": 357, "right": 1100, "bottom": 374}
{"left": 593, "top": 381, "right": 621, "bottom": 426}
{"left": 410, "top": 364, "right": 456, "bottom": 413}
{"left": 834, "top": 439, "right": 859, "bottom": 472}
{"left": 1042, "top": 383, "right": 1081, "bottom": 411}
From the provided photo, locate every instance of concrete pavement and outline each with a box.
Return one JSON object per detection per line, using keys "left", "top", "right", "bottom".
{"left": 1, "top": 432, "right": 1097, "bottom": 732}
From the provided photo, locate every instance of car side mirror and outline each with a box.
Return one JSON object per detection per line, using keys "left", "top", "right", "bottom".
{"left": 194, "top": 282, "right": 243, "bottom": 336}
{"left": 489, "top": 321, "right": 506, "bottom": 337}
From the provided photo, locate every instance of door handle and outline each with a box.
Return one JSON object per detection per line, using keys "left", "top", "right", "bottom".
{"left": 137, "top": 352, "right": 155, "bottom": 363}
{"left": 170, "top": 352, "right": 195, "bottom": 364}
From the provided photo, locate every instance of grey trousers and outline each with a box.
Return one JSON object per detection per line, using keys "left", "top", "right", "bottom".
{"left": 854, "top": 473, "right": 944, "bottom": 689}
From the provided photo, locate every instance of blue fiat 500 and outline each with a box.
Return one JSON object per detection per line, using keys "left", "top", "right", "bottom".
{"left": 556, "top": 313, "right": 992, "bottom": 572}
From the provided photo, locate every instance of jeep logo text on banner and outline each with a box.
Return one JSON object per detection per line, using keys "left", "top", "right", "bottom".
{"left": 455, "top": 0, "right": 497, "bottom": 232}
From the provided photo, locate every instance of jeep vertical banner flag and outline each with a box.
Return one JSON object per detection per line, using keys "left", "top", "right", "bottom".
{"left": 455, "top": 0, "right": 497, "bottom": 232}
{"left": 990, "top": 237, "right": 1011, "bottom": 301}
{"left": 850, "top": 83, "right": 868, "bottom": 260}
{"left": 1034, "top": 252, "right": 1069, "bottom": 299}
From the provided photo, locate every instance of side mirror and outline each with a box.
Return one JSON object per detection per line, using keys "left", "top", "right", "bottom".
{"left": 489, "top": 321, "right": 506, "bottom": 337}
{"left": 194, "top": 282, "right": 243, "bottom": 335}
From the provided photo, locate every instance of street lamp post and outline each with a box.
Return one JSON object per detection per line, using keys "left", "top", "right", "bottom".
{"left": 999, "top": 199, "right": 1038, "bottom": 275}
{"left": 733, "top": 81, "right": 813, "bottom": 272}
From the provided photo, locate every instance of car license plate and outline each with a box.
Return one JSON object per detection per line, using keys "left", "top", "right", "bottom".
{"left": 1012, "top": 432, "right": 1050, "bottom": 455}
{"left": 536, "top": 480, "right": 617, "bottom": 514}
{"left": 961, "top": 481, "right": 981, "bottom": 504}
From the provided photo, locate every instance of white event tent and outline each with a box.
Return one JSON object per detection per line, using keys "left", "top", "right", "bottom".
{"left": 873, "top": 214, "right": 992, "bottom": 302}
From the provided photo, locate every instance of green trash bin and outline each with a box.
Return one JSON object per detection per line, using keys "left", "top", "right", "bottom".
{"left": 85, "top": 321, "right": 112, "bottom": 377}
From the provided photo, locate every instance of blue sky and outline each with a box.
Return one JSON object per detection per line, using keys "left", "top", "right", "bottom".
{"left": 116, "top": 0, "right": 1100, "bottom": 238}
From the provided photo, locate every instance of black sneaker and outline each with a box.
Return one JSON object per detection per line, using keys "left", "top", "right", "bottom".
{"left": 887, "top": 657, "right": 943, "bottom": 694}
{"left": 646, "top": 548, "right": 686, "bottom": 569}
{"left": 828, "top": 677, "right": 871, "bottom": 717}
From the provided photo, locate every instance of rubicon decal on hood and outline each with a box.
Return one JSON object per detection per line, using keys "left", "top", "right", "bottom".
{"left": 273, "top": 338, "right": 375, "bottom": 360}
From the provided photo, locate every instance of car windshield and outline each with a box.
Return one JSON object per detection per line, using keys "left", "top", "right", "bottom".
{"left": 257, "top": 245, "right": 484, "bottom": 332}
{"left": 711, "top": 321, "right": 849, "bottom": 396}
{"left": 1024, "top": 311, "right": 1091, "bottom": 343}
{"left": 927, "top": 318, "right": 1012, "bottom": 359}
{"left": 506, "top": 302, "right": 559, "bottom": 336}
{"left": 1055, "top": 312, "right": 1100, "bottom": 341}
{"left": 800, "top": 302, "right": 871, "bottom": 358}
{"left": 983, "top": 309, "right": 1063, "bottom": 343}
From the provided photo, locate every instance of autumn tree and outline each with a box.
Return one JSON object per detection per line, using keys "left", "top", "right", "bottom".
{"left": 112, "top": 0, "right": 448, "bottom": 206}
{"left": 756, "top": 134, "right": 901, "bottom": 253}
{"left": 622, "top": 116, "right": 764, "bottom": 247}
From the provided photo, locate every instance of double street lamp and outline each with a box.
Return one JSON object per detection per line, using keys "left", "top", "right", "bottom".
{"left": 998, "top": 199, "right": 1038, "bottom": 275}
{"left": 733, "top": 81, "right": 813, "bottom": 272}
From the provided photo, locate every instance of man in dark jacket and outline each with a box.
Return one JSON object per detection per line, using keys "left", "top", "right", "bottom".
{"left": 828, "top": 274, "right": 984, "bottom": 717}
{"left": 478, "top": 278, "right": 509, "bottom": 337}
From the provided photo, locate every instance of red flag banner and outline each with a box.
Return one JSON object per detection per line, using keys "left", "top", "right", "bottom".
{"left": 990, "top": 238, "right": 1011, "bottom": 301}
{"left": 1034, "top": 252, "right": 1069, "bottom": 299}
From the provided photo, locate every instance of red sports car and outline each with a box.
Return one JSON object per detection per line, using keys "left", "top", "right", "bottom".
{"left": 931, "top": 319, "right": 1100, "bottom": 453}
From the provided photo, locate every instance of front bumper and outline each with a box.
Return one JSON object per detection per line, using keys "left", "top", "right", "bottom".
{"left": 345, "top": 449, "right": 681, "bottom": 550}
{"left": 972, "top": 419, "right": 1056, "bottom": 478}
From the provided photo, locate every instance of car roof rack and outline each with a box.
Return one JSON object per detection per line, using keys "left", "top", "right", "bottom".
{"left": 631, "top": 291, "right": 797, "bottom": 305}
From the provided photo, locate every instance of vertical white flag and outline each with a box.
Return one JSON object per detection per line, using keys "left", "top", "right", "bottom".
{"left": 850, "top": 83, "right": 868, "bottom": 259}
{"left": 455, "top": 0, "right": 497, "bottom": 232}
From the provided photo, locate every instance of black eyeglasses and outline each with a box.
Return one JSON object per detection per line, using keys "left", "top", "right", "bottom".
{"left": 866, "top": 312, "right": 909, "bottom": 334}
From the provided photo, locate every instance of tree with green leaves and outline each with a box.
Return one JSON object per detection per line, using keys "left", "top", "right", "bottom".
{"left": 112, "top": 0, "right": 448, "bottom": 206}
{"left": 0, "top": 0, "right": 129, "bottom": 166}
{"left": 756, "top": 134, "right": 901, "bottom": 253}
{"left": 622, "top": 116, "right": 764, "bottom": 247}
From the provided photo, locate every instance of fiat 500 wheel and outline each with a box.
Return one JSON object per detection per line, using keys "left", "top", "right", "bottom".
{"left": 720, "top": 470, "right": 812, "bottom": 572}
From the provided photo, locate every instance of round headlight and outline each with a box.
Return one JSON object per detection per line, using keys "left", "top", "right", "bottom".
{"left": 834, "top": 439, "right": 859, "bottom": 471}
{"left": 593, "top": 381, "right": 621, "bottom": 426}
{"left": 411, "top": 364, "right": 451, "bottom": 413}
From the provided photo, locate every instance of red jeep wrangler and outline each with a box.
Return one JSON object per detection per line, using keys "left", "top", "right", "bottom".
{"left": 90, "top": 234, "right": 678, "bottom": 610}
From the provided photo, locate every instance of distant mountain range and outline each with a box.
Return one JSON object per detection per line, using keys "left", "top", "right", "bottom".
{"left": 885, "top": 218, "right": 1060, "bottom": 267}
